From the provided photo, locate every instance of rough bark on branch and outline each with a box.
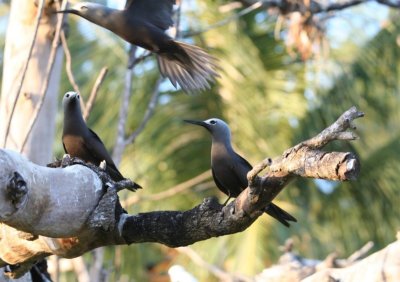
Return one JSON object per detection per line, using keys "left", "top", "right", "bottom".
{"left": 0, "top": 107, "right": 362, "bottom": 278}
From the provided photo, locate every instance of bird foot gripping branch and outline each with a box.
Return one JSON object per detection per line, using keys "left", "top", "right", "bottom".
{"left": 0, "top": 107, "right": 363, "bottom": 278}
{"left": 247, "top": 158, "right": 272, "bottom": 189}
{"left": 0, "top": 151, "right": 135, "bottom": 279}
{"left": 48, "top": 155, "right": 141, "bottom": 193}
{"left": 232, "top": 107, "right": 363, "bottom": 219}
{"left": 47, "top": 155, "right": 139, "bottom": 231}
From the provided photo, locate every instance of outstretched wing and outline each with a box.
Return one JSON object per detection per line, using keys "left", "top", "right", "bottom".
{"left": 125, "top": 0, "right": 175, "bottom": 30}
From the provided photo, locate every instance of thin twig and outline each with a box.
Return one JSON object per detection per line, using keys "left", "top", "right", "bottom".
{"left": 300, "top": 106, "right": 364, "bottom": 149}
{"left": 174, "top": 0, "right": 182, "bottom": 38}
{"left": 219, "top": 2, "right": 244, "bottom": 13}
{"left": 123, "top": 0, "right": 184, "bottom": 144}
{"left": 176, "top": 247, "right": 252, "bottom": 282}
{"left": 60, "top": 31, "right": 81, "bottom": 96}
{"left": 53, "top": 256, "right": 60, "bottom": 282}
{"left": 131, "top": 51, "right": 152, "bottom": 66}
{"left": 176, "top": 247, "right": 231, "bottom": 280}
{"left": 2, "top": 0, "right": 45, "bottom": 148}
{"left": 180, "top": 0, "right": 386, "bottom": 39}
{"left": 89, "top": 248, "right": 105, "bottom": 282}
{"left": 239, "top": 0, "right": 367, "bottom": 13}
{"left": 83, "top": 67, "right": 108, "bottom": 121}
{"left": 121, "top": 170, "right": 211, "bottom": 207}
{"left": 71, "top": 256, "right": 90, "bottom": 282}
{"left": 127, "top": 44, "right": 139, "bottom": 69}
{"left": 61, "top": 25, "right": 108, "bottom": 120}
{"left": 346, "top": 241, "right": 374, "bottom": 264}
{"left": 112, "top": 46, "right": 137, "bottom": 165}
{"left": 19, "top": 0, "right": 67, "bottom": 153}
{"left": 60, "top": 29, "right": 86, "bottom": 112}
{"left": 124, "top": 77, "right": 162, "bottom": 145}
{"left": 113, "top": 1, "right": 183, "bottom": 162}
{"left": 182, "top": 1, "right": 263, "bottom": 38}
{"left": 247, "top": 158, "right": 272, "bottom": 185}
{"left": 377, "top": 0, "right": 400, "bottom": 8}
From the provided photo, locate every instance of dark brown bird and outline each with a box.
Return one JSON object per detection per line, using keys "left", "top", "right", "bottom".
{"left": 185, "top": 118, "right": 297, "bottom": 227}
{"left": 57, "top": 0, "right": 219, "bottom": 93}
{"left": 62, "top": 91, "right": 141, "bottom": 188}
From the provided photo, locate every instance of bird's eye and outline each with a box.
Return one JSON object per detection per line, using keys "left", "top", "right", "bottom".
{"left": 210, "top": 120, "right": 217, "bottom": 125}
{"left": 66, "top": 93, "right": 70, "bottom": 98}
{"left": 77, "top": 95, "right": 80, "bottom": 99}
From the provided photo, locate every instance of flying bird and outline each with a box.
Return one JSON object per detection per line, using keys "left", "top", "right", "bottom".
{"left": 184, "top": 118, "right": 297, "bottom": 227}
{"left": 62, "top": 91, "right": 141, "bottom": 188}
{"left": 57, "top": 0, "right": 219, "bottom": 93}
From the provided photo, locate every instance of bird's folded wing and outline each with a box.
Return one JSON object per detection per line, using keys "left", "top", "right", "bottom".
{"left": 232, "top": 153, "right": 253, "bottom": 188}
{"left": 125, "top": 0, "right": 175, "bottom": 30}
{"left": 85, "top": 129, "right": 120, "bottom": 172}
{"left": 212, "top": 168, "right": 230, "bottom": 196}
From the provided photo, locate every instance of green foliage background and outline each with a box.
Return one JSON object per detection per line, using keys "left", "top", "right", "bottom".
{"left": 1, "top": 0, "right": 399, "bottom": 281}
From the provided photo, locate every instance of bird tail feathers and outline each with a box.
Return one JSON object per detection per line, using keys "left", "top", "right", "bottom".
{"left": 107, "top": 166, "right": 141, "bottom": 189}
{"left": 264, "top": 203, "right": 297, "bottom": 228}
{"left": 157, "top": 41, "right": 219, "bottom": 93}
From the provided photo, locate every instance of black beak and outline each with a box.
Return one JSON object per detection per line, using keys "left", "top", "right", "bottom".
{"left": 55, "top": 9, "right": 75, "bottom": 14}
{"left": 184, "top": 119, "right": 209, "bottom": 129}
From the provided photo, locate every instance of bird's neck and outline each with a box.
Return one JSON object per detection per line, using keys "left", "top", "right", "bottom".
{"left": 63, "top": 107, "right": 87, "bottom": 135}
{"left": 211, "top": 137, "right": 234, "bottom": 155}
{"left": 80, "top": 8, "right": 122, "bottom": 35}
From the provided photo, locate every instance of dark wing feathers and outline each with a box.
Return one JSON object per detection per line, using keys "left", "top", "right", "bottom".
{"left": 85, "top": 129, "right": 121, "bottom": 175}
{"left": 62, "top": 141, "right": 67, "bottom": 154}
{"left": 125, "top": 0, "right": 175, "bottom": 30}
{"left": 212, "top": 167, "right": 230, "bottom": 197}
{"left": 231, "top": 152, "right": 253, "bottom": 189}
{"left": 235, "top": 153, "right": 253, "bottom": 171}
{"left": 265, "top": 203, "right": 297, "bottom": 227}
{"left": 232, "top": 152, "right": 297, "bottom": 227}
{"left": 212, "top": 152, "right": 250, "bottom": 198}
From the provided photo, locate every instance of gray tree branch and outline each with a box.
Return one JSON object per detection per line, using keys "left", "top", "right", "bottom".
{"left": 0, "top": 107, "right": 362, "bottom": 278}
{"left": 183, "top": 0, "right": 400, "bottom": 39}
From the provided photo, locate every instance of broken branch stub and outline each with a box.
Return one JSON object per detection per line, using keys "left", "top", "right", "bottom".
{"left": 235, "top": 106, "right": 362, "bottom": 217}
{"left": 302, "top": 106, "right": 364, "bottom": 149}
{"left": 269, "top": 106, "right": 362, "bottom": 180}
{"left": 270, "top": 150, "right": 360, "bottom": 181}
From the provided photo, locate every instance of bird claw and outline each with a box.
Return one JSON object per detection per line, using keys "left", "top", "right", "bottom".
{"left": 99, "top": 160, "right": 107, "bottom": 170}
{"left": 61, "top": 154, "right": 72, "bottom": 167}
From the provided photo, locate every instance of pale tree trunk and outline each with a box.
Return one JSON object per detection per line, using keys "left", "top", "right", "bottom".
{"left": 0, "top": 0, "right": 63, "bottom": 165}
{"left": 0, "top": 1, "right": 63, "bottom": 281}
